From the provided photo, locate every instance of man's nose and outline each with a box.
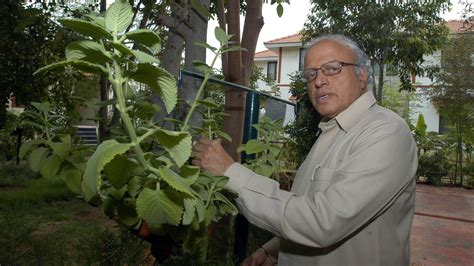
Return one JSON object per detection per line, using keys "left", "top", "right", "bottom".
{"left": 314, "top": 72, "right": 328, "bottom": 88}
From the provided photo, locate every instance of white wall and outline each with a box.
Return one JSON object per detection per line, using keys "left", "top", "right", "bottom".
{"left": 254, "top": 61, "right": 272, "bottom": 91}
{"left": 279, "top": 47, "right": 300, "bottom": 85}
{"left": 410, "top": 90, "right": 440, "bottom": 132}
{"left": 410, "top": 52, "right": 442, "bottom": 132}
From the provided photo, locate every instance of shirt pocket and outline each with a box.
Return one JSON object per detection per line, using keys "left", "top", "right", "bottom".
{"left": 309, "top": 166, "right": 335, "bottom": 192}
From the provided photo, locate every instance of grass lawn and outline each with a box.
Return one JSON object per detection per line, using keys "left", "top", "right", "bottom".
{"left": 0, "top": 164, "right": 152, "bottom": 265}
{"left": 0, "top": 163, "right": 273, "bottom": 265}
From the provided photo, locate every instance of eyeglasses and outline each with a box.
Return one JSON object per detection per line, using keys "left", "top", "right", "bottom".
{"left": 299, "top": 60, "right": 359, "bottom": 82}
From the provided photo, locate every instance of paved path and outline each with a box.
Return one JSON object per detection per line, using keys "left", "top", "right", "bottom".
{"left": 410, "top": 184, "right": 474, "bottom": 265}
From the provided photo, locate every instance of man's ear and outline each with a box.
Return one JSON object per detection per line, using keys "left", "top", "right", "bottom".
{"left": 359, "top": 68, "right": 368, "bottom": 92}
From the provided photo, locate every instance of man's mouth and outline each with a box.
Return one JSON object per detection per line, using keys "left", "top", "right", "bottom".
{"left": 317, "top": 94, "right": 330, "bottom": 100}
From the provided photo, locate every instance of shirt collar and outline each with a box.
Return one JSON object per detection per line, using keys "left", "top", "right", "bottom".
{"left": 319, "top": 92, "right": 376, "bottom": 133}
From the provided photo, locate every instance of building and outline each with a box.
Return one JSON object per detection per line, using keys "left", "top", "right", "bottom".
{"left": 253, "top": 20, "right": 471, "bottom": 132}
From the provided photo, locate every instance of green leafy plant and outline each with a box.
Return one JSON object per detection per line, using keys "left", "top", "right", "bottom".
{"left": 34, "top": 0, "right": 239, "bottom": 260}
{"left": 285, "top": 72, "right": 322, "bottom": 165}
{"left": 239, "top": 116, "right": 296, "bottom": 189}
{"left": 19, "top": 101, "right": 92, "bottom": 194}
{"left": 0, "top": 111, "right": 20, "bottom": 165}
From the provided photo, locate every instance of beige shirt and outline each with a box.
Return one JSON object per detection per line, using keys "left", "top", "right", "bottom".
{"left": 224, "top": 92, "right": 418, "bottom": 265}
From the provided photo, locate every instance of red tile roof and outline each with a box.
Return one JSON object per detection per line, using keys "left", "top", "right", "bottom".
{"left": 260, "top": 20, "right": 470, "bottom": 45}
{"left": 255, "top": 49, "right": 278, "bottom": 58}
{"left": 264, "top": 33, "right": 302, "bottom": 44}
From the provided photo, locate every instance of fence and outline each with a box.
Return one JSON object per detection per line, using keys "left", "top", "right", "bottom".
{"left": 178, "top": 69, "right": 297, "bottom": 264}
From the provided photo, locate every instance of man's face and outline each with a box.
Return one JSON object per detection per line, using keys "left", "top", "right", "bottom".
{"left": 304, "top": 40, "right": 368, "bottom": 118}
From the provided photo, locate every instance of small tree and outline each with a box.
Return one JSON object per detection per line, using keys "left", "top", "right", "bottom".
{"left": 302, "top": 0, "right": 450, "bottom": 102}
{"left": 428, "top": 28, "right": 474, "bottom": 186}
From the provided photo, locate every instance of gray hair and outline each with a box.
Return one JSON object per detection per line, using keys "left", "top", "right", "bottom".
{"left": 307, "top": 34, "right": 373, "bottom": 86}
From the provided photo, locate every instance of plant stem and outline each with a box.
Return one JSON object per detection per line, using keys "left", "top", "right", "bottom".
{"left": 111, "top": 59, "right": 149, "bottom": 169}
{"left": 181, "top": 51, "right": 220, "bottom": 132}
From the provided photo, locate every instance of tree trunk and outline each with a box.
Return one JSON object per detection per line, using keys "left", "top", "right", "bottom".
{"left": 98, "top": 0, "right": 108, "bottom": 141}
{"left": 153, "top": 5, "right": 185, "bottom": 128}
{"left": 221, "top": 0, "right": 264, "bottom": 161}
{"left": 370, "top": 60, "right": 377, "bottom": 99}
{"left": 98, "top": 75, "right": 109, "bottom": 141}
{"left": 178, "top": 0, "right": 210, "bottom": 130}
{"left": 377, "top": 63, "right": 384, "bottom": 102}
{"left": 222, "top": 0, "right": 244, "bottom": 161}
{"left": 216, "top": 0, "right": 228, "bottom": 77}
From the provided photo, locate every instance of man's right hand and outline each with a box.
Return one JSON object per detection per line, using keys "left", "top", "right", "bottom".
{"left": 242, "top": 248, "right": 274, "bottom": 266}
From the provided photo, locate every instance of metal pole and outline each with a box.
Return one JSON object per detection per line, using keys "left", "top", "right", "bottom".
{"left": 234, "top": 91, "right": 260, "bottom": 264}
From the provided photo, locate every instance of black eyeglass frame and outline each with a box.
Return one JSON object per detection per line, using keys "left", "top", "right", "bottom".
{"left": 300, "top": 60, "right": 360, "bottom": 82}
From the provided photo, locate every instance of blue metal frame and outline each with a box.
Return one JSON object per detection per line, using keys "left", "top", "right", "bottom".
{"left": 178, "top": 69, "right": 296, "bottom": 264}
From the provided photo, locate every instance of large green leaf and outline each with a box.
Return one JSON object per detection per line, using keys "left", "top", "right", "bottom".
{"left": 105, "top": 0, "right": 133, "bottom": 35}
{"left": 82, "top": 140, "right": 133, "bottom": 202}
{"left": 108, "top": 186, "right": 127, "bottom": 200}
{"left": 136, "top": 187, "right": 183, "bottom": 227}
{"left": 255, "top": 164, "right": 273, "bottom": 177}
{"left": 180, "top": 165, "right": 200, "bottom": 185}
{"left": 19, "top": 139, "right": 46, "bottom": 159}
{"left": 124, "top": 29, "right": 161, "bottom": 50}
{"left": 155, "top": 129, "right": 192, "bottom": 167}
{"left": 117, "top": 201, "right": 139, "bottom": 227}
{"left": 59, "top": 19, "right": 112, "bottom": 40}
{"left": 66, "top": 41, "right": 112, "bottom": 64}
{"left": 104, "top": 154, "right": 138, "bottom": 189}
{"left": 28, "top": 147, "right": 49, "bottom": 172}
{"left": 127, "top": 176, "right": 146, "bottom": 197}
{"left": 214, "top": 26, "right": 230, "bottom": 46}
{"left": 31, "top": 101, "right": 52, "bottom": 113}
{"left": 62, "top": 168, "right": 83, "bottom": 194}
{"left": 40, "top": 155, "right": 62, "bottom": 179}
{"left": 182, "top": 198, "right": 197, "bottom": 225}
{"left": 48, "top": 139, "right": 70, "bottom": 160}
{"left": 87, "top": 15, "right": 105, "bottom": 28}
{"left": 34, "top": 60, "right": 107, "bottom": 75}
{"left": 244, "top": 139, "right": 267, "bottom": 154}
{"left": 128, "top": 64, "right": 177, "bottom": 113}
{"left": 110, "top": 42, "right": 133, "bottom": 56}
{"left": 159, "top": 167, "right": 193, "bottom": 197}
{"left": 130, "top": 50, "right": 159, "bottom": 63}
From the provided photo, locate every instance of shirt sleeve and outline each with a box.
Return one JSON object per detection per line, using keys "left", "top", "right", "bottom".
{"left": 224, "top": 119, "right": 417, "bottom": 248}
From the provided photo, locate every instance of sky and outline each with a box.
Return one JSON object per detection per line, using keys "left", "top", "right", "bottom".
{"left": 206, "top": 0, "right": 467, "bottom": 57}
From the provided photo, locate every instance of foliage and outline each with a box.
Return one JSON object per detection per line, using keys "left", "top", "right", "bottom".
{"left": 34, "top": 1, "right": 239, "bottom": 259}
{"left": 302, "top": 0, "right": 450, "bottom": 101}
{"left": 239, "top": 116, "right": 296, "bottom": 187}
{"left": 415, "top": 132, "right": 456, "bottom": 185}
{"left": 19, "top": 102, "right": 92, "bottom": 194}
{"left": 427, "top": 29, "right": 474, "bottom": 184}
{"left": 418, "top": 149, "right": 451, "bottom": 186}
{"left": 0, "top": 112, "right": 21, "bottom": 164}
{"left": 0, "top": 172, "right": 150, "bottom": 265}
{"left": 285, "top": 72, "right": 321, "bottom": 165}
{"left": 414, "top": 114, "right": 427, "bottom": 138}
{"left": 380, "top": 85, "right": 419, "bottom": 122}
{"left": 0, "top": 2, "right": 82, "bottom": 128}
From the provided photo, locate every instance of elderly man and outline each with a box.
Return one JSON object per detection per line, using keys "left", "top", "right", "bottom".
{"left": 192, "top": 34, "right": 418, "bottom": 265}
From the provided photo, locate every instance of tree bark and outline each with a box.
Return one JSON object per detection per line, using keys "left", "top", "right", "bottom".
{"left": 216, "top": 0, "right": 228, "bottom": 77}
{"left": 178, "top": 0, "right": 210, "bottom": 130}
{"left": 98, "top": 0, "right": 109, "bottom": 141}
{"left": 221, "top": 0, "right": 264, "bottom": 161}
{"left": 98, "top": 75, "right": 109, "bottom": 141}
{"left": 222, "top": 0, "right": 245, "bottom": 161}
{"left": 377, "top": 63, "right": 384, "bottom": 102}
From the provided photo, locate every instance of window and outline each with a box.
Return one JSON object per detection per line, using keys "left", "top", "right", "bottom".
{"left": 439, "top": 115, "right": 449, "bottom": 134}
{"left": 299, "top": 48, "right": 307, "bottom": 71}
{"left": 267, "top": 61, "right": 277, "bottom": 81}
